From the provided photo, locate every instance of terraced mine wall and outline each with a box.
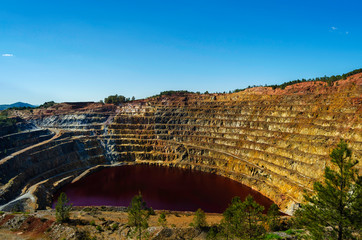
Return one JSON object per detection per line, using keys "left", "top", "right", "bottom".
{"left": 0, "top": 75, "right": 361, "bottom": 214}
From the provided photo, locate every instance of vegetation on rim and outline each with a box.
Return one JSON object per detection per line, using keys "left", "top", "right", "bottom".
{"left": 232, "top": 68, "right": 362, "bottom": 92}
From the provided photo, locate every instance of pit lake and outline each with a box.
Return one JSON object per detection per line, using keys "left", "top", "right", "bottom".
{"left": 54, "top": 164, "right": 274, "bottom": 213}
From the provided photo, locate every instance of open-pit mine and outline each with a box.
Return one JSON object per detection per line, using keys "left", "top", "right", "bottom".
{"left": 0, "top": 73, "right": 361, "bottom": 215}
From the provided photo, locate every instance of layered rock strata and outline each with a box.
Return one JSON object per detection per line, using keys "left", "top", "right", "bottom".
{"left": 0, "top": 74, "right": 361, "bottom": 214}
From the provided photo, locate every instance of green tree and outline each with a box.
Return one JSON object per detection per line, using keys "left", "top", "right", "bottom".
{"left": 295, "top": 140, "right": 361, "bottom": 240}
{"left": 55, "top": 192, "right": 72, "bottom": 223}
{"left": 267, "top": 203, "right": 281, "bottom": 231}
{"left": 242, "top": 195, "right": 266, "bottom": 239}
{"left": 221, "top": 196, "right": 244, "bottom": 239}
{"left": 104, "top": 94, "right": 128, "bottom": 105}
{"left": 158, "top": 212, "right": 167, "bottom": 227}
{"left": 350, "top": 176, "right": 362, "bottom": 233}
{"left": 191, "top": 208, "right": 207, "bottom": 229}
{"left": 221, "top": 195, "right": 265, "bottom": 239}
{"left": 127, "top": 194, "right": 150, "bottom": 240}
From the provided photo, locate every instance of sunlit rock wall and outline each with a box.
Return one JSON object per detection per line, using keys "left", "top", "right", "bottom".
{"left": 1, "top": 75, "right": 361, "bottom": 214}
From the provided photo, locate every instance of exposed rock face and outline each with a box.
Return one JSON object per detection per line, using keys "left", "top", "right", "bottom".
{"left": 0, "top": 74, "right": 361, "bottom": 214}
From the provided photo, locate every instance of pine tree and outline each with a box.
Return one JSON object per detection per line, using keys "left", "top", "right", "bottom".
{"left": 242, "top": 195, "right": 266, "bottom": 239}
{"left": 191, "top": 208, "right": 207, "bottom": 229}
{"left": 267, "top": 203, "right": 281, "bottom": 231}
{"left": 350, "top": 176, "right": 362, "bottom": 233}
{"left": 127, "top": 194, "right": 150, "bottom": 240}
{"left": 221, "top": 196, "right": 244, "bottom": 239}
{"left": 295, "top": 140, "right": 361, "bottom": 240}
{"left": 221, "top": 195, "right": 265, "bottom": 239}
{"left": 55, "top": 192, "right": 72, "bottom": 223}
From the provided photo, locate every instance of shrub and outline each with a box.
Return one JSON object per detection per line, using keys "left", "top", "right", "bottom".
{"left": 191, "top": 208, "right": 207, "bottom": 229}
{"left": 158, "top": 212, "right": 167, "bottom": 227}
{"left": 55, "top": 192, "right": 72, "bottom": 223}
{"left": 206, "top": 225, "right": 220, "bottom": 239}
{"left": 264, "top": 233, "right": 282, "bottom": 239}
{"left": 111, "top": 223, "right": 119, "bottom": 231}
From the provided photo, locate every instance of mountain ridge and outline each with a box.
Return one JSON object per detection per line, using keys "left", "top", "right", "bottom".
{"left": 0, "top": 102, "right": 36, "bottom": 111}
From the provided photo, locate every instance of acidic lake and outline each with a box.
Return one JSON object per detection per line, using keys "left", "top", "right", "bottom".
{"left": 54, "top": 164, "right": 274, "bottom": 213}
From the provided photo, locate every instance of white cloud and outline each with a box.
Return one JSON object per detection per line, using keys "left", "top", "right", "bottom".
{"left": 331, "top": 26, "right": 337, "bottom": 30}
{"left": 2, "top": 53, "right": 14, "bottom": 57}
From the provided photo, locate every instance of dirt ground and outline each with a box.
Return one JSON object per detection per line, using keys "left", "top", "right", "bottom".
{"left": 0, "top": 208, "right": 224, "bottom": 240}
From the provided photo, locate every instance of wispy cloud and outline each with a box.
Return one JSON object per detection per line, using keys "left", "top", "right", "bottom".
{"left": 2, "top": 53, "right": 14, "bottom": 57}
{"left": 329, "top": 27, "right": 350, "bottom": 35}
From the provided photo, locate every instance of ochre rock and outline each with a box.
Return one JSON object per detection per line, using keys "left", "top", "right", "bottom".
{"left": 0, "top": 74, "right": 361, "bottom": 215}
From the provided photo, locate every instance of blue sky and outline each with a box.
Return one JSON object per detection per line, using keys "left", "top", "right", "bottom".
{"left": 1, "top": 0, "right": 361, "bottom": 105}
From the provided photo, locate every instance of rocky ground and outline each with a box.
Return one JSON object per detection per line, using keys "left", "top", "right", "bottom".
{"left": 0, "top": 207, "right": 222, "bottom": 240}
{"left": 0, "top": 207, "right": 301, "bottom": 240}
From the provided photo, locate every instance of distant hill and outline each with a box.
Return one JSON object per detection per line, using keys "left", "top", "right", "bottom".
{"left": 0, "top": 102, "right": 37, "bottom": 110}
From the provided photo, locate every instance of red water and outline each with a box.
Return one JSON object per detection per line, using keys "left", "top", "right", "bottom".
{"left": 54, "top": 164, "right": 274, "bottom": 213}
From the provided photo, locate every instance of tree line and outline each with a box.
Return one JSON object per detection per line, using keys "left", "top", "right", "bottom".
{"left": 102, "top": 94, "right": 135, "bottom": 104}
{"left": 232, "top": 68, "right": 362, "bottom": 92}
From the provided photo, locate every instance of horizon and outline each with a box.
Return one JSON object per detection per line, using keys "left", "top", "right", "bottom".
{"left": 0, "top": 67, "right": 360, "bottom": 106}
{"left": 1, "top": 0, "right": 362, "bottom": 105}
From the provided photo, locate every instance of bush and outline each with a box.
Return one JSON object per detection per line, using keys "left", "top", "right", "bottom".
{"left": 74, "top": 230, "right": 92, "bottom": 240}
{"left": 55, "top": 192, "right": 72, "bottom": 223}
{"left": 191, "top": 208, "right": 207, "bottom": 229}
{"left": 111, "top": 223, "right": 119, "bottom": 231}
{"left": 158, "top": 212, "right": 167, "bottom": 227}
{"left": 264, "top": 233, "right": 282, "bottom": 239}
{"left": 206, "top": 225, "right": 220, "bottom": 239}
{"left": 148, "top": 207, "right": 156, "bottom": 215}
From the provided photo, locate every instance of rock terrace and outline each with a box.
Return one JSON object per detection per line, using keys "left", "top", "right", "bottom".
{"left": 0, "top": 73, "right": 361, "bottom": 215}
